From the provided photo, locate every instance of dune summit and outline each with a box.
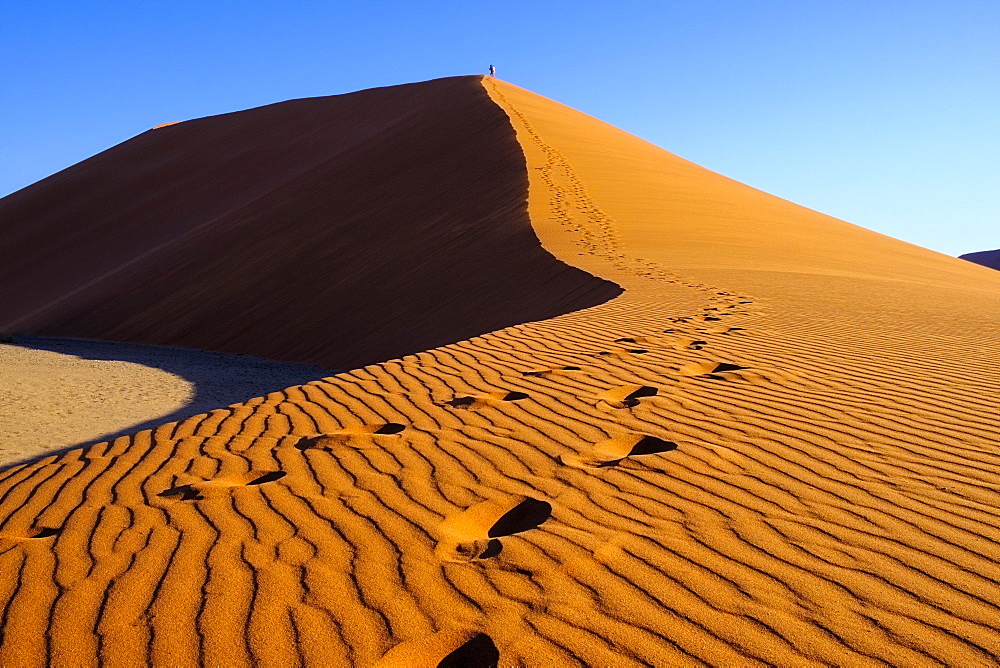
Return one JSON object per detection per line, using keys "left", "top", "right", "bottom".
{"left": 2, "top": 76, "right": 1000, "bottom": 666}
{"left": 0, "top": 76, "right": 620, "bottom": 369}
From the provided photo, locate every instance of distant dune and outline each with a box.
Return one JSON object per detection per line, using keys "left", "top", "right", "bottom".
{"left": 1, "top": 76, "right": 1000, "bottom": 666}
{"left": 960, "top": 248, "right": 1000, "bottom": 270}
{"left": 0, "top": 76, "right": 619, "bottom": 369}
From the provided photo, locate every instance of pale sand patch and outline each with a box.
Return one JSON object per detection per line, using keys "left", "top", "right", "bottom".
{"left": 0, "top": 337, "right": 330, "bottom": 465}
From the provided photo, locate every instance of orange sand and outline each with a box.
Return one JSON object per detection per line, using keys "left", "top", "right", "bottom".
{"left": 1, "top": 75, "right": 1000, "bottom": 665}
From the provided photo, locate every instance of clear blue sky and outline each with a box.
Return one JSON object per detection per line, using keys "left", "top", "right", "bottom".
{"left": 2, "top": 1, "right": 997, "bottom": 256}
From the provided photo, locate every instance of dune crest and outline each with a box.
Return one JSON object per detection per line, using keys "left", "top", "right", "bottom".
{"left": 0, "top": 76, "right": 620, "bottom": 369}
{"left": 0, "top": 76, "right": 999, "bottom": 665}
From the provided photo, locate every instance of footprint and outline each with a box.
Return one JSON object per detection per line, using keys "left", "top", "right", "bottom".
{"left": 560, "top": 434, "right": 677, "bottom": 468}
{"left": 376, "top": 629, "right": 500, "bottom": 668}
{"left": 246, "top": 471, "right": 286, "bottom": 485}
{"left": 696, "top": 326, "right": 744, "bottom": 334}
{"left": 157, "top": 484, "right": 203, "bottom": 501}
{"left": 676, "top": 361, "right": 748, "bottom": 378}
{"left": 592, "top": 349, "right": 649, "bottom": 358}
{"left": 616, "top": 336, "right": 706, "bottom": 350}
{"left": 158, "top": 470, "right": 287, "bottom": 500}
{"left": 294, "top": 423, "right": 406, "bottom": 450}
{"left": 596, "top": 385, "right": 658, "bottom": 408}
{"left": 0, "top": 527, "right": 61, "bottom": 542}
{"left": 437, "top": 633, "right": 500, "bottom": 668}
{"left": 442, "top": 392, "right": 529, "bottom": 410}
{"left": 664, "top": 337, "right": 707, "bottom": 350}
{"left": 435, "top": 495, "right": 552, "bottom": 562}
{"left": 523, "top": 365, "right": 582, "bottom": 377}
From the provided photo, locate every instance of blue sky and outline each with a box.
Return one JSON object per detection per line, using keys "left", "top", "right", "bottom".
{"left": 2, "top": 1, "right": 997, "bottom": 255}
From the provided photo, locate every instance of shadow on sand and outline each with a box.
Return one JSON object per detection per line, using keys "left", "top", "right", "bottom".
{"left": 7, "top": 336, "right": 334, "bottom": 465}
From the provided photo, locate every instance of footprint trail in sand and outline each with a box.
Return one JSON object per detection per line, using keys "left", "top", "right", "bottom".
{"left": 0, "top": 75, "right": 998, "bottom": 667}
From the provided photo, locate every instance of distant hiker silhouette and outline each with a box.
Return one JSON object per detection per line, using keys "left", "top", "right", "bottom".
{"left": 489, "top": 64, "right": 495, "bottom": 77}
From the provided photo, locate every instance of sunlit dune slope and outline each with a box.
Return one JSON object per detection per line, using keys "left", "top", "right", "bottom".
{"left": 2, "top": 76, "right": 1000, "bottom": 666}
{"left": 487, "top": 79, "right": 1000, "bottom": 289}
{"left": 0, "top": 76, "right": 620, "bottom": 369}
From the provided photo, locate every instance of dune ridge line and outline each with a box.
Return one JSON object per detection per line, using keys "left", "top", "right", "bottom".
{"left": 0, "top": 75, "right": 998, "bottom": 665}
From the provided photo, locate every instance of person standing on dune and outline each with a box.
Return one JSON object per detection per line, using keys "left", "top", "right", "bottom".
{"left": 489, "top": 64, "right": 495, "bottom": 77}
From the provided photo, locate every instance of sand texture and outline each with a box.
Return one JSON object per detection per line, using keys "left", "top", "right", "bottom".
{"left": 1, "top": 76, "right": 1000, "bottom": 665}
{"left": 0, "top": 337, "right": 329, "bottom": 465}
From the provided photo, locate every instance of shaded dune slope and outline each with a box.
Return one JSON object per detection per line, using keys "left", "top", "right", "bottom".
{"left": 0, "top": 75, "right": 620, "bottom": 369}
{"left": 961, "top": 248, "right": 1000, "bottom": 270}
{"left": 2, "top": 77, "right": 1000, "bottom": 666}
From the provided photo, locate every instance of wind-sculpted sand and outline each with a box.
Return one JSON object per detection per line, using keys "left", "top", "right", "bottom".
{"left": 1, "top": 76, "right": 1000, "bottom": 666}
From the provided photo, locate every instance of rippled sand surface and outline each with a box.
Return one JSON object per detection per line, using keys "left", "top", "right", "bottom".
{"left": 0, "top": 76, "right": 999, "bottom": 666}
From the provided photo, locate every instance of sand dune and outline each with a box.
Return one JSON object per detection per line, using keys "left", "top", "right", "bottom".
{"left": 961, "top": 248, "right": 1000, "bottom": 270}
{"left": 1, "top": 76, "right": 1000, "bottom": 665}
{"left": 0, "top": 76, "right": 618, "bottom": 369}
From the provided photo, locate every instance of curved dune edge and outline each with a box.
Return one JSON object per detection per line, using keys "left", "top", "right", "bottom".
{"left": 1, "top": 77, "right": 1000, "bottom": 666}
{"left": 0, "top": 337, "right": 332, "bottom": 465}
{"left": 0, "top": 76, "right": 621, "bottom": 370}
